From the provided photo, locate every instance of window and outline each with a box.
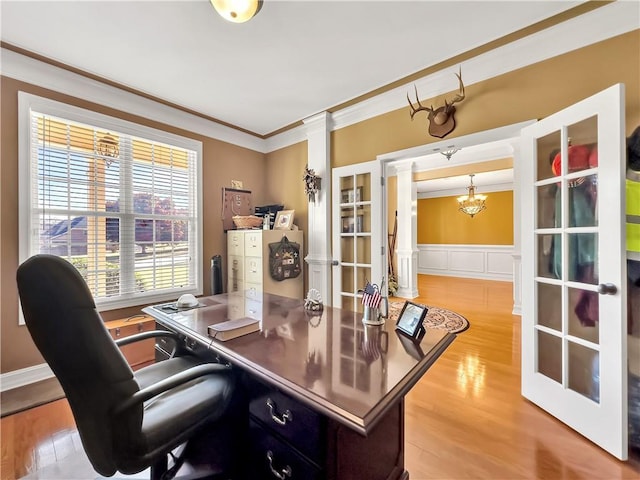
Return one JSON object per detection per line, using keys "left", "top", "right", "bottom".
{"left": 19, "top": 93, "right": 203, "bottom": 312}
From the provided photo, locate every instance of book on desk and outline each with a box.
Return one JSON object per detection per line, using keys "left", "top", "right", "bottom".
{"left": 207, "top": 317, "right": 260, "bottom": 341}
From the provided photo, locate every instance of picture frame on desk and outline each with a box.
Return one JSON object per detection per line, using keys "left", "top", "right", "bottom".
{"left": 274, "top": 209, "right": 295, "bottom": 230}
{"left": 395, "top": 301, "right": 428, "bottom": 339}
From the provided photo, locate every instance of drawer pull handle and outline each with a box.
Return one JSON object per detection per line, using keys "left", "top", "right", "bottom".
{"left": 266, "top": 450, "right": 292, "bottom": 479}
{"left": 266, "top": 398, "right": 293, "bottom": 426}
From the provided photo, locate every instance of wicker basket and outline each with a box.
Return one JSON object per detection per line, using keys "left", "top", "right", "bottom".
{"left": 232, "top": 215, "right": 263, "bottom": 229}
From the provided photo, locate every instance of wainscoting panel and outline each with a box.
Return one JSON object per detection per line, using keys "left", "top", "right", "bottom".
{"left": 417, "top": 244, "right": 514, "bottom": 281}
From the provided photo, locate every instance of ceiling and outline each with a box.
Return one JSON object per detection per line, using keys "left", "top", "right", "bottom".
{"left": 0, "top": 1, "right": 584, "bottom": 137}
{"left": 416, "top": 169, "right": 513, "bottom": 196}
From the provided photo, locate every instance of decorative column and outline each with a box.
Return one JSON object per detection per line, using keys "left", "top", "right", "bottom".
{"left": 303, "top": 112, "right": 333, "bottom": 306}
{"left": 511, "top": 143, "right": 522, "bottom": 315}
{"left": 395, "top": 162, "right": 419, "bottom": 298}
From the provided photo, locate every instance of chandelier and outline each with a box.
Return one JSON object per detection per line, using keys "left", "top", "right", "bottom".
{"left": 457, "top": 174, "right": 487, "bottom": 218}
{"left": 210, "top": 0, "right": 262, "bottom": 23}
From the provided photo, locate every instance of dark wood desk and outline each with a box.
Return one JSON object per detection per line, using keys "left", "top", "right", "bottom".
{"left": 143, "top": 293, "right": 455, "bottom": 480}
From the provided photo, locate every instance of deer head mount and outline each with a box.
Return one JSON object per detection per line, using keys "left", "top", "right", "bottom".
{"left": 407, "top": 69, "right": 465, "bottom": 139}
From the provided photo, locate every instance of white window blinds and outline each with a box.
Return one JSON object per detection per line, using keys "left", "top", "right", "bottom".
{"left": 20, "top": 94, "right": 202, "bottom": 310}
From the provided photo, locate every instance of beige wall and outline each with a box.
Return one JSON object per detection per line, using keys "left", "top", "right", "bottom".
{"left": 0, "top": 77, "right": 267, "bottom": 373}
{"left": 2, "top": 30, "right": 639, "bottom": 375}
{"left": 264, "top": 142, "right": 309, "bottom": 292}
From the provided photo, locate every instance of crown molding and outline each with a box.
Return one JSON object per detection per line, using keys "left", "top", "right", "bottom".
{"left": 2, "top": 2, "right": 636, "bottom": 156}
{"left": 0, "top": 48, "right": 267, "bottom": 153}
{"left": 331, "top": 1, "right": 637, "bottom": 133}
{"left": 269, "top": 1, "right": 638, "bottom": 151}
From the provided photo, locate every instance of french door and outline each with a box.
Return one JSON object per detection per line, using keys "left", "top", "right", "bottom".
{"left": 521, "top": 84, "right": 627, "bottom": 459}
{"left": 332, "top": 161, "right": 383, "bottom": 311}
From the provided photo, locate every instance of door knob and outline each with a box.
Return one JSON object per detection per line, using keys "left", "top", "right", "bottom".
{"left": 331, "top": 260, "right": 339, "bottom": 266}
{"left": 597, "top": 283, "right": 617, "bottom": 295}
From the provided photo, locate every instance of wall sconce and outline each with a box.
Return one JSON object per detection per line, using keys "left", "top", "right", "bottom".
{"left": 457, "top": 174, "right": 487, "bottom": 218}
{"left": 97, "top": 133, "right": 119, "bottom": 167}
{"left": 210, "top": 0, "right": 263, "bottom": 23}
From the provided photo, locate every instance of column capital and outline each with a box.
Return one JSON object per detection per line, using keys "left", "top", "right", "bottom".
{"left": 303, "top": 111, "right": 332, "bottom": 132}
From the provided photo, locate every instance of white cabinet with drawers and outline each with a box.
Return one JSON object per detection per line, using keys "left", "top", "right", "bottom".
{"left": 227, "top": 230, "right": 304, "bottom": 302}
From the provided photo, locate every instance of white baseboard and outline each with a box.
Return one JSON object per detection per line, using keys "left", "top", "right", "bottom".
{"left": 0, "top": 363, "right": 53, "bottom": 392}
{"left": 417, "top": 244, "right": 514, "bottom": 282}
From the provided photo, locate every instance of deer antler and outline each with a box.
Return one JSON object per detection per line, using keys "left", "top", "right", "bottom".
{"left": 407, "top": 85, "right": 434, "bottom": 120}
{"left": 444, "top": 68, "right": 465, "bottom": 112}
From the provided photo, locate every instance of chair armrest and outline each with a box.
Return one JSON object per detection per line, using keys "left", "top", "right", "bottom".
{"left": 114, "top": 330, "right": 181, "bottom": 347}
{"left": 114, "top": 363, "right": 232, "bottom": 416}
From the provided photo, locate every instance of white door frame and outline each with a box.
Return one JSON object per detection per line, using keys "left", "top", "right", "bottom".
{"left": 377, "top": 120, "right": 536, "bottom": 313}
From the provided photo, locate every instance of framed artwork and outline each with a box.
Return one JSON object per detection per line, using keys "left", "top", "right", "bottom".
{"left": 274, "top": 209, "right": 295, "bottom": 230}
{"left": 395, "top": 301, "right": 428, "bottom": 339}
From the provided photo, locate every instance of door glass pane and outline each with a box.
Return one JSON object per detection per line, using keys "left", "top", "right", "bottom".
{"left": 355, "top": 173, "right": 371, "bottom": 202}
{"left": 537, "top": 330, "right": 562, "bottom": 384}
{"left": 340, "top": 176, "right": 354, "bottom": 200}
{"left": 568, "top": 342, "right": 599, "bottom": 403}
{"left": 341, "top": 266, "right": 354, "bottom": 293}
{"left": 341, "top": 237, "right": 354, "bottom": 263}
{"left": 566, "top": 116, "right": 598, "bottom": 174}
{"left": 536, "top": 130, "right": 561, "bottom": 181}
{"left": 341, "top": 206, "right": 356, "bottom": 233}
{"left": 358, "top": 204, "right": 371, "bottom": 234}
{"left": 568, "top": 287, "right": 599, "bottom": 343}
{"left": 568, "top": 175, "right": 597, "bottom": 227}
{"left": 356, "top": 237, "right": 371, "bottom": 264}
{"left": 537, "top": 183, "right": 558, "bottom": 229}
{"left": 568, "top": 233, "right": 598, "bottom": 284}
{"left": 356, "top": 267, "right": 371, "bottom": 290}
{"left": 537, "top": 234, "right": 560, "bottom": 279}
{"left": 537, "top": 282, "right": 561, "bottom": 331}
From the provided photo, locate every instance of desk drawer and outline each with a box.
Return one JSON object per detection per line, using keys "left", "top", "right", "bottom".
{"left": 249, "top": 419, "right": 322, "bottom": 480}
{"left": 250, "top": 390, "right": 322, "bottom": 463}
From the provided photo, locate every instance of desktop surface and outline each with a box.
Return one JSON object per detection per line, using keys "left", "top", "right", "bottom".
{"left": 143, "top": 292, "right": 455, "bottom": 435}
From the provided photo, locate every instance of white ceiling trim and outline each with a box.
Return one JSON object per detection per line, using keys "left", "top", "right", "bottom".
{"left": 268, "top": 1, "right": 638, "bottom": 152}
{"left": 2, "top": 1, "right": 636, "bottom": 156}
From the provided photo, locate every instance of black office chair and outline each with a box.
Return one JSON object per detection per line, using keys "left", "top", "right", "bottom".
{"left": 16, "top": 254, "right": 239, "bottom": 480}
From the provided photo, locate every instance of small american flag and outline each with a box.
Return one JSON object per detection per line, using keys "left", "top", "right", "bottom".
{"left": 361, "top": 282, "right": 382, "bottom": 308}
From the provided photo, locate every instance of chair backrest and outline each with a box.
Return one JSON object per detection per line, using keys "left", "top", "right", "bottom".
{"left": 16, "top": 254, "right": 141, "bottom": 476}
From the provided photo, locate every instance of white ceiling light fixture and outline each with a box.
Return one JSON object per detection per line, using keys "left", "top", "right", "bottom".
{"left": 440, "top": 148, "right": 460, "bottom": 161}
{"left": 457, "top": 174, "right": 487, "bottom": 218}
{"left": 210, "top": 0, "right": 263, "bottom": 23}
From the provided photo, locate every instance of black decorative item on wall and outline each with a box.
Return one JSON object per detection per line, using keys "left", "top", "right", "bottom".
{"left": 303, "top": 165, "right": 321, "bottom": 203}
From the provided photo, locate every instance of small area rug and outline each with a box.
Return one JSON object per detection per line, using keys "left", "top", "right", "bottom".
{"left": 388, "top": 300, "right": 470, "bottom": 334}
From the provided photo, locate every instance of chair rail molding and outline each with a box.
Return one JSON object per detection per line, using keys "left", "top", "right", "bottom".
{"left": 417, "top": 244, "right": 514, "bottom": 282}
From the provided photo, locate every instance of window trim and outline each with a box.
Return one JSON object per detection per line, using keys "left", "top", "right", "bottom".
{"left": 18, "top": 92, "right": 203, "bottom": 317}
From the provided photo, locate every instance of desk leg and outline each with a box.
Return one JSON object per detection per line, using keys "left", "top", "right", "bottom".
{"left": 328, "top": 399, "right": 406, "bottom": 480}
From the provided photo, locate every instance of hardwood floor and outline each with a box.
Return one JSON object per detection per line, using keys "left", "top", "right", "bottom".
{"left": 1, "top": 275, "right": 638, "bottom": 479}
